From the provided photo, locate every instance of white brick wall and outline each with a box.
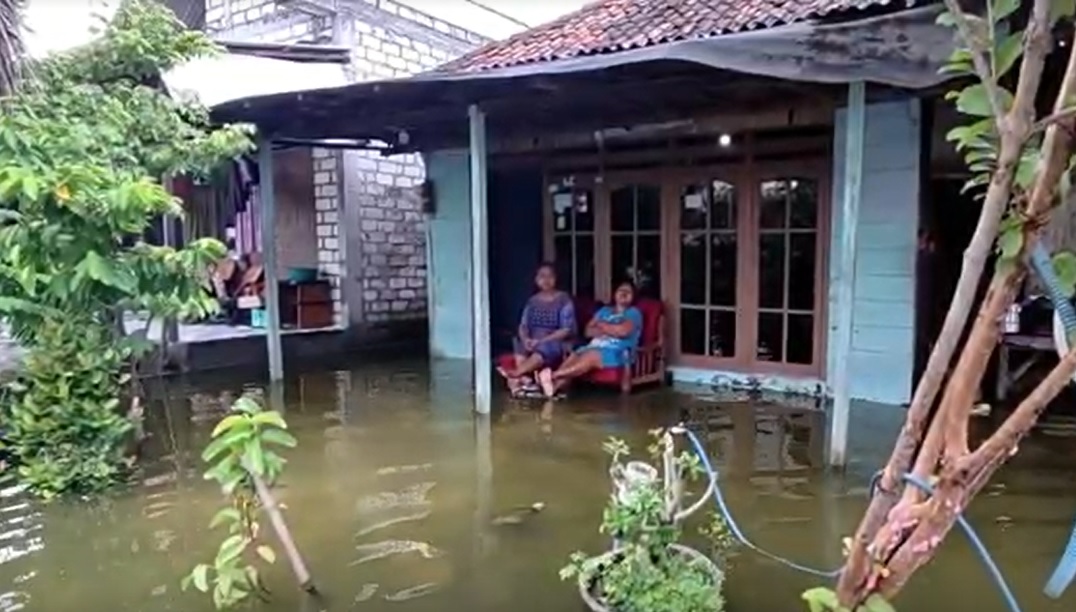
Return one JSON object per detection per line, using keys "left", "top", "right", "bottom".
{"left": 206, "top": 0, "right": 486, "bottom": 326}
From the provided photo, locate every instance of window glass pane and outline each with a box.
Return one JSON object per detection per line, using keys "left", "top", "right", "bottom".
{"left": 710, "top": 181, "right": 736, "bottom": 230}
{"left": 610, "top": 235, "right": 634, "bottom": 287}
{"left": 575, "top": 189, "right": 595, "bottom": 232}
{"left": 575, "top": 235, "right": 595, "bottom": 298}
{"left": 759, "top": 233, "right": 786, "bottom": 309}
{"left": 680, "top": 308, "right": 707, "bottom": 356}
{"left": 680, "top": 185, "right": 708, "bottom": 231}
{"left": 611, "top": 186, "right": 634, "bottom": 232}
{"left": 680, "top": 232, "right": 706, "bottom": 305}
{"left": 757, "top": 312, "right": 785, "bottom": 362}
{"left": 637, "top": 185, "right": 662, "bottom": 231}
{"left": 636, "top": 235, "right": 662, "bottom": 299}
{"left": 788, "top": 233, "right": 816, "bottom": 311}
{"left": 709, "top": 233, "right": 737, "bottom": 307}
{"left": 710, "top": 309, "right": 737, "bottom": 358}
{"left": 787, "top": 314, "right": 814, "bottom": 365}
{"left": 554, "top": 235, "right": 573, "bottom": 292}
{"left": 759, "top": 180, "right": 787, "bottom": 229}
{"left": 788, "top": 179, "right": 817, "bottom": 229}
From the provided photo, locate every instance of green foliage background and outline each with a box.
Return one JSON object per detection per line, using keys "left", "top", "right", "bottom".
{"left": 0, "top": 0, "right": 253, "bottom": 497}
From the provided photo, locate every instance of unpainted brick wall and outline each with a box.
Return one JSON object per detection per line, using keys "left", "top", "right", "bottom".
{"left": 204, "top": 0, "right": 485, "bottom": 325}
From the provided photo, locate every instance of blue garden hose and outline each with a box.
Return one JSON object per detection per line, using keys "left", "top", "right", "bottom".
{"left": 1028, "top": 243, "right": 1076, "bottom": 599}
{"left": 679, "top": 427, "right": 1023, "bottom": 612}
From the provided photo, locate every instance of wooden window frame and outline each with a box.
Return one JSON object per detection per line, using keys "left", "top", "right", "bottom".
{"left": 747, "top": 161, "right": 832, "bottom": 378}
{"left": 541, "top": 154, "right": 831, "bottom": 379}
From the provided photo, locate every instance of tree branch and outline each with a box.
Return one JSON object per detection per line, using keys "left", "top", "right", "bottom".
{"left": 964, "top": 345, "right": 1076, "bottom": 495}
{"left": 1034, "top": 106, "right": 1076, "bottom": 133}
{"left": 836, "top": 0, "right": 1059, "bottom": 604}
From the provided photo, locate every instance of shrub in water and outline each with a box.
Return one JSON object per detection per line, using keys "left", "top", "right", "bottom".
{"left": 561, "top": 435, "right": 731, "bottom": 612}
{"left": 1, "top": 319, "right": 132, "bottom": 498}
{"left": 184, "top": 395, "right": 299, "bottom": 609}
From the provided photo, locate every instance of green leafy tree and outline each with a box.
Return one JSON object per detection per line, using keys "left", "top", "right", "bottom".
{"left": 0, "top": 0, "right": 253, "bottom": 497}
{"left": 828, "top": 0, "right": 1076, "bottom": 608}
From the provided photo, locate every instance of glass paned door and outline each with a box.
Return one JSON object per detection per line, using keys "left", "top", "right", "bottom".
{"left": 550, "top": 185, "right": 596, "bottom": 297}
{"left": 756, "top": 178, "right": 821, "bottom": 366}
{"left": 678, "top": 180, "right": 738, "bottom": 358}
{"left": 609, "top": 184, "right": 662, "bottom": 298}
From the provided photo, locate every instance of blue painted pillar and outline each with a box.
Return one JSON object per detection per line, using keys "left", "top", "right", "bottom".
{"left": 469, "top": 106, "right": 492, "bottom": 415}
{"left": 829, "top": 82, "right": 866, "bottom": 467}
{"left": 257, "top": 136, "right": 284, "bottom": 381}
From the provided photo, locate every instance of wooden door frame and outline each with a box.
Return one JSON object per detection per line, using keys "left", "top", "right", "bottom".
{"left": 541, "top": 158, "right": 831, "bottom": 378}
{"left": 749, "top": 160, "right": 832, "bottom": 378}
{"left": 664, "top": 164, "right": 749, "bottom": 372}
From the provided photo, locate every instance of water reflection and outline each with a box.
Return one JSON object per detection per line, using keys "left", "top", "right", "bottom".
{"left": 0, "top": 360, "right": 1069, "bottom": 611}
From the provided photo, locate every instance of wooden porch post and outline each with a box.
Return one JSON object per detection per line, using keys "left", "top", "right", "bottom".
{"left": 469, "top": 105, "right": 492, "bottom": 415}
{"left": 257, "top": 136, "right": 285, "bottom": 381}
{"left": 828, "top": 81, "right": 866, "bottom": 468}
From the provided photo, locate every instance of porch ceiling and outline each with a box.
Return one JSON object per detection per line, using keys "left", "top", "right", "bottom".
{"left": 213, "top": 61, "right": 842, "bottom": 152}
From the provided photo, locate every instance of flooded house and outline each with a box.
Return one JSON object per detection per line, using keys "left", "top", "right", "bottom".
{"left": 207, "top": 0, "right": 1076, "bottom": 467}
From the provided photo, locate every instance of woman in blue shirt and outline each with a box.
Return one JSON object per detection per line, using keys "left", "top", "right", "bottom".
{"left": 537, "top": 281, "right": 643, "bottom": 398}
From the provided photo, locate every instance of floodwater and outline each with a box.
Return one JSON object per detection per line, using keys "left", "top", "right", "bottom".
{"left": 0, "top": 358, "right": 1074, "bottom": 611}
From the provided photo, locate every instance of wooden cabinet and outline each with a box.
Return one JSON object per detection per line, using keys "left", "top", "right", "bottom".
{"left": 280, "top": 280, "right": 334, "bottom": 329}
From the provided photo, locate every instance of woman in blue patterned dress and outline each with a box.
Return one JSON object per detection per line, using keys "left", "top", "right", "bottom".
{"left": 497, "top": 263, "right": 577, "bottom": 396}
{"left": 538, "top": 281, "right": 642, "bottom": 398}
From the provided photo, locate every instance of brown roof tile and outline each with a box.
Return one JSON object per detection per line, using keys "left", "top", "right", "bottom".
{"left": 440, "top": 0, "right": 911, "bottom": 73}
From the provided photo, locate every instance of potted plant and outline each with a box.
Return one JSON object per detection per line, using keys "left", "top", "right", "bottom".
{"left": 561, "top": 432, "right": 732, "bottom": 612}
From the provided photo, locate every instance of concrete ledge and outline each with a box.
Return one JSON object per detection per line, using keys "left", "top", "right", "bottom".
{"left": 168, "top": 319, "right": 428, "bottom": 374}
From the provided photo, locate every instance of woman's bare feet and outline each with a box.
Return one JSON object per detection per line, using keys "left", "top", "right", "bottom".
{"left": 537, "top": 368, "right": 556, "bottom": 398}
{"left": 497, "top": 367, "right": 522, "bottom": 396}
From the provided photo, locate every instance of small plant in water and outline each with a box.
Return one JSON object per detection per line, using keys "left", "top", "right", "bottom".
{"left": 560, "top": 431, "right": 731, "bottom": 612}
{"left": 183, "top": 395, "right": 297, "bottom": 609}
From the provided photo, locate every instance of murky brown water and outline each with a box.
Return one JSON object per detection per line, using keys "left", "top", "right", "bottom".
{"left": 0, "top": 358, "right": 1074, "bottom": 611}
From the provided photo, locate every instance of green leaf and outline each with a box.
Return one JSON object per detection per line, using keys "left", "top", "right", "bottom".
{"left": 863, "top": 593, "right": 897, "bottom": 612}
{"left": 255, "top": 545, "right": 277, "bottom": 564}
{"left": 202, "top": 427, "right": 254, "bottom": 463}
{"left": 251, "top": 410, "right": 287, "bottom": 430}
{"left": 994, "top": 31, "right": 1024, "bottom": 78}
{"left": 801, "top": 587, "right": 840, "bottom": 612}
{"left": 77, "top": 251, "right": 138, "bottom": 293}
{"left": 215, "top": 535, "right": 248, "bottom": 566}
{"left": 998, "top": 222, "right": 1024, "bottom": 260}
{"left": 1053, "top": 251, "right": 1076, "bottom": 297}
{"left": 956, "top": 84, "right": 1012, "bottom": 117}
{"left": 1015, "top": 148, "right": 1041, "bottom": 189}
{"left": 1052, "top": 0, "right": 1076, "bottom": 23}
{"left": 243, "top": 441, "right": 267, "bottom": 477}
{"left": 993, "top": 0, "right": 1021, "bottom": 21}
{"left": 191, "top": 564, "right": 210, "bottom": 592}
{"left": 261, "top": 427, "right": 297, "bottom": 448}
{"left": 211, "top": 414, "right": 250, "bottom": 438}
{"left": 209, "top": 507, "right": 241, "bottom": 529}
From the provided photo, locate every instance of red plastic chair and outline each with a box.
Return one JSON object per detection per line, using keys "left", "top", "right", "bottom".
{"left": 496, "top": 296, "right": 667, "bottom": 395}
{"left": 581, "top": 297, "right": 666, "bottom": 394}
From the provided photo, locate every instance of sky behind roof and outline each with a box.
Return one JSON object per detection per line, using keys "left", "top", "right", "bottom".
{"left": 22, "top": 0, "right": 589, "bottom": 55}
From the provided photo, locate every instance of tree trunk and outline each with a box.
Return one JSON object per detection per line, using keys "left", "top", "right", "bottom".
{"left": 0, "top": 0, "right": 24, "bottom": 97}
{"left": 836, "top": 0, "right": 1076, "bottom": 605}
